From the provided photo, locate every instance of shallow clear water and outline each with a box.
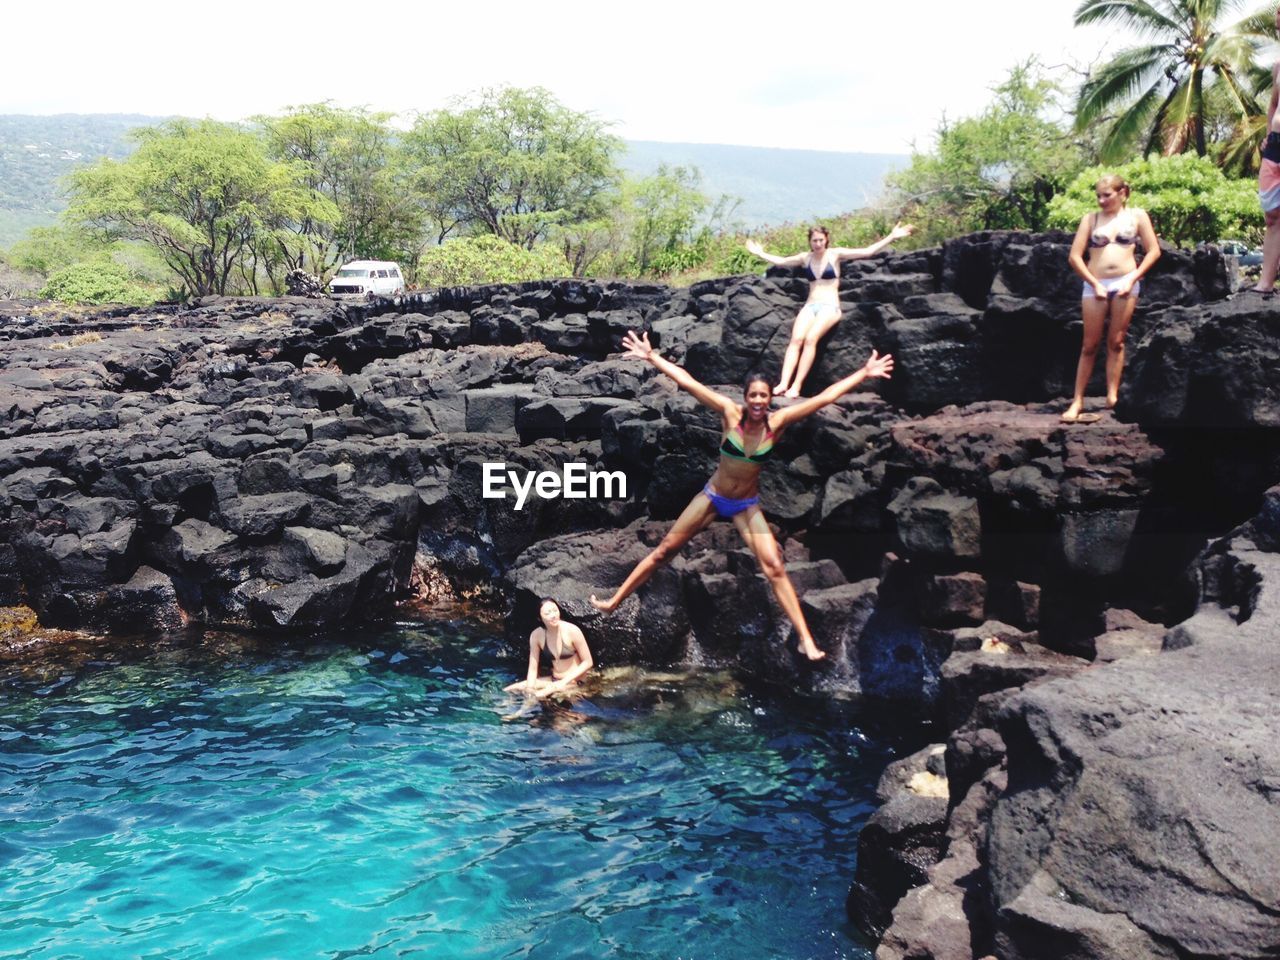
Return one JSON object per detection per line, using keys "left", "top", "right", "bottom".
{"left": 0, "top": 622, "right": 899, "bottom": 960}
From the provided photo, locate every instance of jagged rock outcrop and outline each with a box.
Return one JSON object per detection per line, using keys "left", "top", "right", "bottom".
{"left": 0, "top": 237, "right": 1260, "bottom": 651}
{"left": 1124, "top": 296, "right": 1280, "bottom": 428}
{"left": 2, "top": 233, "right": 1279, "bottom": 959}
{"left": 855, "top": 489, "right": 1280, "bottom": 960}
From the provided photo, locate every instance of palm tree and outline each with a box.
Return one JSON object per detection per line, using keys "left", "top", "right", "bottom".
{"left": 1073, "top": 0, "right": 1276, "bottom": 163}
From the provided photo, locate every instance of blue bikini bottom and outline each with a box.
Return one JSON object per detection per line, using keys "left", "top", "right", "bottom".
{"left": 703, "top": 482, "right": 759, "bottom": 518}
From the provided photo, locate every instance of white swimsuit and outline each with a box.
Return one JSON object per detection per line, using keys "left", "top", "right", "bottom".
{"left": 1082, "top": 271, "right": 1140, "bottom": 300}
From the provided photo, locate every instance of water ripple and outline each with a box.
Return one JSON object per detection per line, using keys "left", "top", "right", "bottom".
{"left": 0, "top": 627, "right": 897, "bottom": 960}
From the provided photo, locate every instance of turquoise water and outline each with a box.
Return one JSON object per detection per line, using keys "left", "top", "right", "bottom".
{"left": 0, "top": 622, "right": 898, "bottom": 960}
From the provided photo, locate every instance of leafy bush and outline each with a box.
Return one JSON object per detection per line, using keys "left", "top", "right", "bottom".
{"left": 645, "top": 229, "right": 716, "bottom": 277}
{"left": 416, "top": 235, "right": 571, "bottom": 287}
{"left": 1046, "top": 155, "right": 1262, "bottom": 247}
{"left": 40, "top": 259, "right": 156, "bottom": 305}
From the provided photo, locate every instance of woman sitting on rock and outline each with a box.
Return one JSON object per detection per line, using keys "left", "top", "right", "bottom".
{"left": 1063, "top": 174, "right": 1160, "bottom": 423}
{"left": 589, "top": 329, "right": 894, "bottom": 661}
{"left": 745, "top": 222, "right": 912, "bottom": 398}
{"left": 504, "top": 598, "right": 593, "bottom": 698}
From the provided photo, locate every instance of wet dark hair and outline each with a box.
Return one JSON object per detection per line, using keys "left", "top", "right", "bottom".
{"left": 809, "top": 226, "right": 831, "bottom": 243}
{"left": 539, "top": 597, "right": 560, "bottom": 611}
{"left": 742, "top": 372, "right": 773, "bottom": 395}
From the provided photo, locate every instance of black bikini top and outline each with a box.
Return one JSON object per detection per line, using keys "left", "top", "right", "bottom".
{"left": 1088, "top": 212, "right": 1137, "bottom": 248}
{"left": 804, "top": 257, "right": 838, "bottom": 281}
{"left": 541, "top": 629, "right": 576, "bottom": 662}
{"left": 1264, "top": 131, "right": 1280, "bottom": 163}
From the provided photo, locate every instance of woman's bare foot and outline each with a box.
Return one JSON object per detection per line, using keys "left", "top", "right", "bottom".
{"left": 774, "top": 382, "right": 789, "bottom": 395}
{"left": 783, "top": 386, "right": 801, "bottom": 399}
{"left": 1105, "top": 393, "right": 1118, "bottom": 409}
{"left": 1061, "top": 400, "right": 1083, "bottom": 423}
{"left": 798, "top": 639, "right": 827, "bottom": 661}
{"left": 589, "top": 594, "right": 618, "bottom": 613}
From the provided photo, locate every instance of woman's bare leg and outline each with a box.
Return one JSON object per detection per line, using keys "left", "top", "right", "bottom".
{"left": 785, "top": 308, "right": 841, "bottom": 397}
{"left": 1104, "top": 294, "right": 1138, "bottom": 407}
{"left": 509, "top": 677, "right": 557, "bottom": 695}
{"left": 733, "top": 507, "right": 825, "bottom": 660}
{"left": 1064, "top": 297, "right": 1109, "bottom": 420}
{"left": 1256, "top": 209, "right": 1280, "bottom": 291}
{"left": 776, "top": 308, "right": 816, "bottom": 395}
{"left": 590, "top": 494, "right": 717, "bottom": 612}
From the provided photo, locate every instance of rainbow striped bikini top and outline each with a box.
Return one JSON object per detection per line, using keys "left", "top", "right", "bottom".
{"left": 719, "top": 420, "right": 776, "bottom": 464}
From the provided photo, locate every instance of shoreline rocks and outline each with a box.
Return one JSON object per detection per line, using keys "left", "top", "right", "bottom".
{"left": 2, "top": 232, "right": 1278, "bottom": 958}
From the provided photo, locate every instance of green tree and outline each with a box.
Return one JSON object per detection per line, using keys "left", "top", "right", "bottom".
{"left": 65, "top": 119, "right": 338, "bottom": 297}
{"left": 6, "top": 225, "right": 105, "bottom": 276}
{"left": 416, "top": 234, "right": 569, "bottom": 287}
{"left": 403, "top": 86, "right": 622, "bottom": 249}
{"left": 889, "top": 61, "right": 1087, "bottom": 243}
{"left": 1072, "top": 0, "right": 1273, "bottom": 162}
{"left": 254, "top": 103, "right": 422, "bottom": 276}
{"left": 553, "top": 213, "right": 625, "bottom": 278}
{"left": 1216, "top": 109, "right": 1271, "bottom": 174}
{"left": 1046, "top": 153, "right": 1261, "bottom": 244}
{"left": 624, "top": 165, "right": 710, "bottom": 274}
{"left": 556, "top": 165, "right": 714, "bottom": 277}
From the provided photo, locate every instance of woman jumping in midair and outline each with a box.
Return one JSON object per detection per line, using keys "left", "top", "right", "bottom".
{"left": 746, "top": 222, "right": 912, "bottom": 398}
{"left": 589, "top": 329, "right": 894, "bottom": 661}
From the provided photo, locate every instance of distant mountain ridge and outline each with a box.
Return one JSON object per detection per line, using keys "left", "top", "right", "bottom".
{"left": 0, "top": 114, "right": 162, "bottom": 246}
{"left": 0, "top": 114, "right": 909, "bottom": 247}
{"left": 621, "top": 140, "right": 908, "bottom": 227}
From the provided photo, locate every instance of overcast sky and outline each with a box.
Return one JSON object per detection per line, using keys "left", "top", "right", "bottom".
{"left": 3, "top": 0, "right": 1272, "bottom": 153}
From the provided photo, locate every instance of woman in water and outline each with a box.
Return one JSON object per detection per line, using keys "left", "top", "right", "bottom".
{"left": 1063, "top": 174, "right": 1160, "bottom": 423}
{"left": 589, "top": 329, "right": 894, "bottom": 661}
{"left": 745, "top": 222, "right": 912, "bottom": 398}
{"left": 504, "top": 599, "right": 594, "bottom": 698}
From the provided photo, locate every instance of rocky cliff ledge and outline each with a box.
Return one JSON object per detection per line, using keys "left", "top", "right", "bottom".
{"left": 2, "top": 232, "right": 1277, "bottom": 957}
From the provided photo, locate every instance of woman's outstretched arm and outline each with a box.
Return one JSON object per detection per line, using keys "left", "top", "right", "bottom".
{"left": 830, "top": 222, "right": 914, "bottom": 261}
{"left": 770, "top": 350, "right": 894, "bottom": 430}
{"left": 745, "top": 239, "right": 808, "bottom": 268}
{"left": 621, "top": 330, "right": 736, "bottom": 416}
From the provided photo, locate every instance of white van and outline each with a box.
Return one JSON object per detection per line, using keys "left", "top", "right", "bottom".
{"left": 328, "top": 260, "right": 406, "bottom": 298}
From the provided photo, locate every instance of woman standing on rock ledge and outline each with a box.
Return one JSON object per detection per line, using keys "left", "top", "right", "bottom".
{"left": 745, "top": 222, "right": 912, "bottom": 398}
{"left": 589, "top": 330, "right": 894, "bottom": 661}
{"left": 1063, "top": 174, "right": 1160, "bottom": 423}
